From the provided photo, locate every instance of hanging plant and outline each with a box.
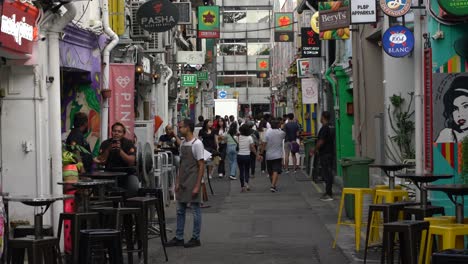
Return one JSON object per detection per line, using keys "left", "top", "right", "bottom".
{"left": 386, "top": 93, "right": 415, "bottom": 162}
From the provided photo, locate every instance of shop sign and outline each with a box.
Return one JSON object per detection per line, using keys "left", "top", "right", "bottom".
{"left": 256, "top": 72, "right": 270, "bottom": 78}
{"left": 318, "top": 1, "right": 350, "bottom": 40}
{"left": 297, "top": 58, "right": 321, "bottom": 78}
{"left": 218, "top": 90, "right": 227, "bottom": 99}
{"left": 274, "top": 12, "right": 294, "bottom": 42}
{"left": 136, "top": 0, "right": 179, "bottom": 33}
{"left": 350, "top": 0, "right": 377, "bottom": 24}
{"left": 310, "top": 12, "right": 319, "bottom": 33}
{"left": 216, "top": 85, "right": 230, "bottom": 89}
{"left": 301, "top": 28, "right": 321, "bottom": 58}
{"left": 438, "top": 0, "right": 468, "bottom": 17}
{"left": 256, "top": 58, "right": 270, "bottom": 71}
{"left": 382, "top": 25, "right": 414, "bottom": 58}
{"left": 379, "top": 0, "right": 411, "bottom": 17}
{"left": 176, "top": 51, "right": 205, "bottom": 65}
{"left": 301, "top": 78, "right": 318, "bottom": 105}
{"left": 181, "top": 74, "right": 197, "bottom": 87}
{"left": 198, "top": 6, "right": 220, "bottom": 38}
{"left": 0, "top": 0, "right": 38, "bottom": 54}
{"left": 197, "top": 71, "right": 208, "bottom": 81}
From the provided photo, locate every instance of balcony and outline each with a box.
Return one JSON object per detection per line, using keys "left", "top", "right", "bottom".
{"left": 217, "top": 55, "right": 270, "bottom": 72}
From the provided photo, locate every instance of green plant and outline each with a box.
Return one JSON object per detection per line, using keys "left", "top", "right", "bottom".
{"left": 62, "top": 143, "right": 91, "bottom": 171}
{"left": 386, "top": 93, "right": 415, "bottom": 162}
{"left": 461, "top": 137, "right": 468, "bottom": 184}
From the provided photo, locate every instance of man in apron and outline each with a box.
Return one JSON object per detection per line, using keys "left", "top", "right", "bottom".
{"left": 166, "top": 119, "right": 205, "bottom": 248}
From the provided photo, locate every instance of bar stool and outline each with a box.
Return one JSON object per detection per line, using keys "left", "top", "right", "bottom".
{"left": 138, "top": 188, "right": 168, "bottom": 243}
{"left": 333, "top": 187, "right": 375, "bottom": 251}
{"left": 8, "top": 236, "right": 63, "bottom": 264}
{"left": 424, "top": 224, "right": 468, "bottom": 264}
{"left": 374, "top": 189, "right": 409, "bottom": 204}
{"left": 13, "top": 225, "right": 54, "bottom": 238}
{"left": 78, "top": 229, "right": 123, "bottom": 264}
{"left": 432, "top": 249, "right": 468, "bottom": 263}
{"left": 403, "top": 205, "right": 445, "bottom": 220}
{"left": 382, "top": 220, "right": 430, "bottom": 264}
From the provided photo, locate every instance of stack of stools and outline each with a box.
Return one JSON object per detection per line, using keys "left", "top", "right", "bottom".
{"left": 78, "top": 229, "right": 124, "bottom": 264}
{"left": 8, "top": 236, "right": 63, "bottom": 264}
{"left": 403, "top": 205, "right": 445, "bottom": 220}
{"left": 424, "top": 223, "right": 468, "bottom": 264}
{"left": 432, "top": 249, "right": 468, "bottom": 263}
{"left": 382, "top": 220, "right": 430, "bottom": 264}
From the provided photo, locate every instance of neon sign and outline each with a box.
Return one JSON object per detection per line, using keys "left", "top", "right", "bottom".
{"left": 1, "top": 14, "right": 34, "bottom": 45}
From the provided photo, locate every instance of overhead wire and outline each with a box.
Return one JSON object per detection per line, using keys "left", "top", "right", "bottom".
{"left": 184, "top": 21, "right": 299, "bottom": 33}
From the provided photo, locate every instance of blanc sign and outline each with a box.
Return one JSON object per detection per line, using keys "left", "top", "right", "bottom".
{"left": 136, "top": 0, "right": 179, "bottom": 33}
{"left": 382, "top": 25, "right": 414, "bottom": 58}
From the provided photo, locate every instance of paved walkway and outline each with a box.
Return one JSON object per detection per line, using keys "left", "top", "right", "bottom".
{"left": 147, "top": 169, "right": 359, "bottom": 264}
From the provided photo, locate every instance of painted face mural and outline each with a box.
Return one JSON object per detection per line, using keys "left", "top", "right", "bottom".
{"left": 434, "top": 74, "right": 468, "bottom": 143}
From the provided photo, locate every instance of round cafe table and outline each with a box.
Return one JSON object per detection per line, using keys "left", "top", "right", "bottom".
{"left": 369, "top": 163, "right": 414, "bottom": 189}
{"left": 426, "top": 184, "right": 468, "bottom": 224}
{"left": 58, "top": 180, "right": 115, "bottom": 210}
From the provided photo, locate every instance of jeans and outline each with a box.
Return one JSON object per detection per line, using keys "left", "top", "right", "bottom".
{"left": 226, "top": 144, "right": 238, "bottom": 177}
{"left": 237, "top": 155, "right": 251, "bottom": 187}
{"left": 176, "top": 202, "right": 201, "bottom": 240}
{"left": 250, "top": 145, "right": 257, "bottom": 175}
{"left": 217, "top": 143, "right": 226, "bottom": 175}
{"left": 320, "top": 154, "right": 334, "bottom": 196}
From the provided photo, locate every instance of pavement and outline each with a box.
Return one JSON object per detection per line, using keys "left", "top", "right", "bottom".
{"left": 145, "top": 169, "right": 382, "bottom": 264}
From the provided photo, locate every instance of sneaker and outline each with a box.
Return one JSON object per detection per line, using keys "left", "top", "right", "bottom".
{"left": 229, "top": 175, "right": 237, "bottom": 180}
{"left": 270, "top": 187, "right": 277, "bottom": 193}
{"left": 218, "top": 173, "right": 224, "bottom": 178}
{"left": 246, "top": 184, "right": 250, "bottom": 191}
{"left": 165, "top": 237, "right": 184, "bottom": 247}
{"left": 241, "top": 187, "right": 246, "bottom": 192}
{"left": 320, "top": 194, "right": 334, "bottom": 201}
{"left": 184, "top": 238, "right": 201, "bottom": 248}
{"left": 261, "top": 170, "right": 266, "bottom": 174}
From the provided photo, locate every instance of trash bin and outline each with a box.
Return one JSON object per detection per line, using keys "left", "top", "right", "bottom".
{"left": 303, "top": 137, "right": 316, "bottom": 173}
{"left": 340, "top": 157, "right": 375, "bottom": 219}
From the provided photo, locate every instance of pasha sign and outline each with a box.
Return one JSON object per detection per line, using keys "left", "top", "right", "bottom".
{"left": 136, "top": 0, "right": 179, "bottom": 32}
{"left": 382, "top": 25, "right": 414, "bottom": 58}
{"left": 0, "top": 0, "right": 38, "bottom": 54}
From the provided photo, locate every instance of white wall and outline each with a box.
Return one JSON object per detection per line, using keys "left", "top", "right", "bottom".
{"left": 217, "top": 0, "right": 273, "bottom": 7}
{"left": 217, "top": 55, "right": 270, "bottom": 72}
{"left": 225, "top": 87, "right": 271, "bottom": 103}
{"left": 221, "top": 23, "right": 271, "bottom": 39}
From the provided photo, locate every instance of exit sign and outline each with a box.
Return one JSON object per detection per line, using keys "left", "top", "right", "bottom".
{"left": 197, "top": 71, "right": 209, "bottom": 81}
{"left": 181, "top": 74, "right": 197, "bottom": 87}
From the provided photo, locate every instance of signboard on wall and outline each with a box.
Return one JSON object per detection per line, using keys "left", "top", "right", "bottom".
{"left": 274, "top": 12, "right": 294, "bottom": 42}
{"left": 438, "top": 0, "right": 468, "bottom": 17}
{"left": 198, "top": 6, "right": 220, "bottom": 38}
{"left": 350, "top": 0, "right": 377, "bottom": 24}
{"left": 382, "top": 25, "right": 414, "bottom": 58}
{"left": 301, "top": 28, "right": 321, "bottom": 58}
{"left": 301, "top": 78, "right": 319, "bottom": 104}
{"left": 176, "top": 51, "right": 205, "bottom": 64}
{"left": 0, "top": 0, "right": 39, "bottom": 55}
{"left": 136, "top": 0, "right": 179, "bottom": 32}
{"left": 318, "top": 0, "right": 350, "bottom": 40}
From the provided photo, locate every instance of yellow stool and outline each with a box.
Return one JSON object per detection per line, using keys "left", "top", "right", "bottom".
{"left": 374, "top": 185, "right": 403, "bottom": 190}
{"left": 373, "top": 189, "right": 409, "bottom": 204}
{"left": 333, "top": 187, "right": 375, "bottom": 252}
{"left": 424, "top": 224, "right": 468, "bottom": 264}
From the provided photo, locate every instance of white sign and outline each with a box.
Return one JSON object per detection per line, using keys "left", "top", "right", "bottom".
{"left": 142, "top": 57, "right": 151, "bottom": 73}
{"left": 301, "top": 78, "right": 318, "bottom": 105}
{"left": 297, "top": 58, "right": 321, "bottom": 78}
{"left": 350, "top": 0, "right": 377, "bottom": 24}
{"left": 176, "top": 51, "right": 205, "bottom": 65}
{"left": 1, "top": 14, "right": 34, "bottom": 45}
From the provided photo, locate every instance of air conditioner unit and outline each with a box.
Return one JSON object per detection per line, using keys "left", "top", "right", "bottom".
{"left": 134, "top": 120, "right": 155, "bottom": 187}
{"left": 185, "top": 11, "right": 197, "bottom": 37}
{"left": 146, "top": 33, "right": 164, "bottom": 53}
{"left": 130, "top": 1, "right": 150, "bottom": 39}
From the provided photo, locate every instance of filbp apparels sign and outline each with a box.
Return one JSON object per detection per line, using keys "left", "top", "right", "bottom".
{"left": 136, "top": 0, "right": 179, "bottom": 32}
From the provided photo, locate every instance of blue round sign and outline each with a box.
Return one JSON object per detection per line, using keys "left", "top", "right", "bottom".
{"left": 218, "top": 90, "right": 227, "bottom": 99}
{"left": 382, "top": 25, "right": 414, "bottom": 58}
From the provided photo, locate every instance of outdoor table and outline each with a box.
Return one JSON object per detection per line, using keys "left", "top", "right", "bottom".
{"left": 80, "top": 170, "right": 127, "bottom": 180}
{"left": 426, "top": 184, "right": 468, "bottom": 224}
{"left": 58, "top": 180, "right": 115, "bottom": 211}
{"left": 395, "top": 173, "right": 453, "bottom": 208}
{"left": 4, "top": 194, "right": 73, "bottom": 238}
{"left": 370, "top": 164, "right": 414, "bottom": 189}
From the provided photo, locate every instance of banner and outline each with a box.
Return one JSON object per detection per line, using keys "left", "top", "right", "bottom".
{"left": 302, "top": 78, "right": 319, "bottom": 104}
{"left": 109, "top": 64, "right": 135, "bottom": 139}
{"left": 198, "top": 6, "right": 220, "bottom": 38}
{"left": 301, "top": 28, "right": 321, "bottom": 58}
{"left": 274, "top": 12, "right": 294, "bottom": 42}
{"left": 318, "top": 0, "right": 350, "bottom": 40}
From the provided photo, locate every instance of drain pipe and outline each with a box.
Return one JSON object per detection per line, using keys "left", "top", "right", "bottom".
{"left": 47, "top": 2, "right": 76, "bottom": 230}
{"left": 100, "top": 0, "right": 120, "bottom": 142}
{"left": 163, "top": 65, "right": 173, "bottom": 125}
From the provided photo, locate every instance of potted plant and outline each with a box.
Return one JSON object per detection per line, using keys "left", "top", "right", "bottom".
{"left": 62, "top": 143, "right": 90, "bottom": 182}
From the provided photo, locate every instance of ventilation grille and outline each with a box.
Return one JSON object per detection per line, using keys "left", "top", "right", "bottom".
{"left": 146, "top": 33, "right": 164, "bottom": 52}
{"left": 130, "top": 1, "right": 150, "bottom": 39}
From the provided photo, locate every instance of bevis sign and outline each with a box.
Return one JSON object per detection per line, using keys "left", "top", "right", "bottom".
{"left": 136, "top": 0, "right": 179, "bottom": 32}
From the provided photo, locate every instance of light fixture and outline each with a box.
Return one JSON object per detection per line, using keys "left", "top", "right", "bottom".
{"left": 136, "top": 65, "right": 143, "bottom": 73}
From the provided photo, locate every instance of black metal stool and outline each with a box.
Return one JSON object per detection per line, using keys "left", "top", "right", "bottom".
{"left": 382, "top": 220, "right": 430, "bottom": 264}
{"left": 138, "top": 188, "right": 168, "bottom": 242}
{"left": 8, "top": 236, "right": 62, "bottom": 264}
{"left": 363, "top": 201, "right": 420, "bottom": 263}
{"left": 57, "top": 212, "right": 100, "bottom": 264}
{"left": 13, "top": 225, "right": 54, "bottom": 238}
{"left": 403, "top": 205, "right": 445, "bottom": 220}
{"left": 432, "top": 249, "right": 468, "bottom": 263}
{"left": 78, "top": 229, "right": 123, "bottom": 264}
{"left": 91, "top": 207, "right": 142, "bottom": 264}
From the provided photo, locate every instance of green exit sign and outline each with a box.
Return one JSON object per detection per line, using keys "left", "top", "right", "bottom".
{"left": 197, "top": 71, "right": 209, "bottom": 81}
{"left": 216, "top": 85, "right": 230, "bottom": 89}
{"left": 181, "top": 74, "right": 197, "bottom": 87}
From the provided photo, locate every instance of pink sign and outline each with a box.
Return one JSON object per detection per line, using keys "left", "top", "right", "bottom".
{"left": 109, "top": 63, "right": 135, "bottom": 140}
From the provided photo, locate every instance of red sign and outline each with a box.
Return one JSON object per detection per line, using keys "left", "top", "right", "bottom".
{"left": 109, "top": 64, "right": 136, "bottom": 140}
{"left": 0, "top": 0, "right": 38, "bottom": 55}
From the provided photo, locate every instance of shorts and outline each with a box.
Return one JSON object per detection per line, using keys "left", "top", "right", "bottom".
{"left": 267, "top": 159, "right": 283, "bottom": 175}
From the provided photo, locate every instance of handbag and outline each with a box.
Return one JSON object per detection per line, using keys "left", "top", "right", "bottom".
{"left": 231, "top": 134, "right": 239, "bottom": 152}
{"left": 290, "top": 141, "right": 300, "bottom": 154}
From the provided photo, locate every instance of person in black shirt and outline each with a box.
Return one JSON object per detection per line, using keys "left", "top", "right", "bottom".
{"left": 66, "top": 112, "right": 93, "bottom": 173}
{"left": 158, "top": 124, "right": 181, "bottom": 165}
{"left": 283, "top": 113, "right": 301, "bottom": 172}
{"left": 310, "top": 111, "right": 334, "bottom": 201}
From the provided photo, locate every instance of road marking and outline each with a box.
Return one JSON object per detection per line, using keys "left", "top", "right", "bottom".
{"left": 311, "top": 181, "right": 322, "bottom": 193}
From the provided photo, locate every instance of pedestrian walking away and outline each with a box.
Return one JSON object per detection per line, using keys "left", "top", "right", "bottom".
{"left": 258, "top": 118, "right": 285, "bottom": 193}
{"left": 310, "top": 111, "right": 335, "bottom": 201}
{"left": 166, "top": 119, "right": 205, "bottom": 248}
{"left": 257, "top": 120, "right": 268, "bottom": 174}
{"left": 237, "top": 124, "right": 257, "bottom": 192}
{"left": 226, "top": 123, "right": 239, "bottom": 180}
{"left": 283, "top": 113, "right": 301, "bottom": 173}
{"left": 216, "top": 118, "right": 228, "bottom": 178}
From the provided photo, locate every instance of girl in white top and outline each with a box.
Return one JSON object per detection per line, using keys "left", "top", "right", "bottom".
{"left": 237, "top": 124, "right": 257, "bottom": 192}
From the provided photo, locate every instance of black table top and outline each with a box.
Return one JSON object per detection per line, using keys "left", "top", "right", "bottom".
{"left": 370, "top": 163, "right": 414, "bottom": 171}
{"left": 5, "top": 194, "right": 74, "bottom": 206}
{"left": 426, "top": 184, "right": 468, "bottom": 196}
{"left": 57, "top": 180, "right": 115, "bottom": 187}
{"left": 395, "top": 173, "right": 453, "bottom": 183}
{"left": 80, "top": 171, "right": 127, "bottom": 178}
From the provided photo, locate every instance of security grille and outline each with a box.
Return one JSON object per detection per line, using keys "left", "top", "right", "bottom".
{"left": 173, "top": 2, "right": 192, "bottom": 24}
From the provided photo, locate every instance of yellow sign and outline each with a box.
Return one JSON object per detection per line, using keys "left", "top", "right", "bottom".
{"left": 310, "top": 12, "right": 319, "bottom": 34}
{"left": 109, "top": 0, "right": 125, "bottom": 35}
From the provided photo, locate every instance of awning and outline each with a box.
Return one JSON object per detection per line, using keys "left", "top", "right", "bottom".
{"left": 296, "top": 0, "right": 318, "bottom": 14}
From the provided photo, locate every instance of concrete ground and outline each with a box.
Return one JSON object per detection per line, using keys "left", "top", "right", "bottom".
{"left": 144, "top": 168, "right": 381, "bottom": 264}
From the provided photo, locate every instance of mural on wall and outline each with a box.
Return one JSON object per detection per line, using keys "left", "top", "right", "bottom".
{"left": 434, "top": 73, "right": 468, "bottom": 143}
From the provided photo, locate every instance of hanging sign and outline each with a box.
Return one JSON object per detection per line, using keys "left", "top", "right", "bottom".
{"left": 438, "top": 0, "right": 468, "bottom": 17}
{"left": 197, "top": 71, "right": 209, "bottom": 81}
{"left": 198, "top": 6, "right": 220, "bottom": 38}
{"left": 382, "top": 25, "right": 414, "bottom": 58}
{"left": 256, "top": 58, "right": 270, "bottom": 71}
{"left": 310, "top": 12, "right": 320, "bottom": 33}
{"left": 350, "top": 0, "right": 377, "bottom": 24}
{"left": 0, "top": 0, "right": 38, "bottom": 55}
{"left": 181, "top": 74, "right": 197, "bottom": 87}
{"left": 301, "top": 78, "right": 319, "bottom": 104}
{"left": 318, "top": 1, "right": 350, "bottom": 40}
{"left": 136, "top": 0, "right": 179, "bottom": 33}
{"left": 274, "top": 12, "right": 294, "bottom": 42}
{"left": 379, "top": 0, "right": 411, "bottom": 17}
{"left": 301, "top": 28, "right": 321, "bottom": 57}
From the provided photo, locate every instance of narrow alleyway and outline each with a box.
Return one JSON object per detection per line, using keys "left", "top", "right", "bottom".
{"left": 147, "top": 170, "right": 353, "bottom": 264}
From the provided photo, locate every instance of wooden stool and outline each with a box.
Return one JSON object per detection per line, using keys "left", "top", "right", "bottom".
{"left": 425, "top": 224, "right": 468, "bottom": 264}
{"left": 8, "top": 236, "right": 62, "bottom": 264}
{"left": 333, "top": 187, "right": 374, "bottom": 251}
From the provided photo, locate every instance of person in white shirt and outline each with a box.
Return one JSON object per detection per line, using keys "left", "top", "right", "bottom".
{"left": 258, "top": 118, "right": 285, "bottom": 192}
{"left": 237, "top": 124, "right": 257, "bottom": 192}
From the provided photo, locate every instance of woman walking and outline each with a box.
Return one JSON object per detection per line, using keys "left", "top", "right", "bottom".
{"left": 217, "top": 118, "right": 228, "bottom": 177}
{"left": 237, "top": 124, "right": 257, "bottom": 192}
{"left": 257, "top": 120, "right": 267, "bottom": 174}
{"left": 226, "top": 123, "right": 238, "bottom": 180}
{"left": 199, "top": 119, "right": 218, "bottom": 178}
